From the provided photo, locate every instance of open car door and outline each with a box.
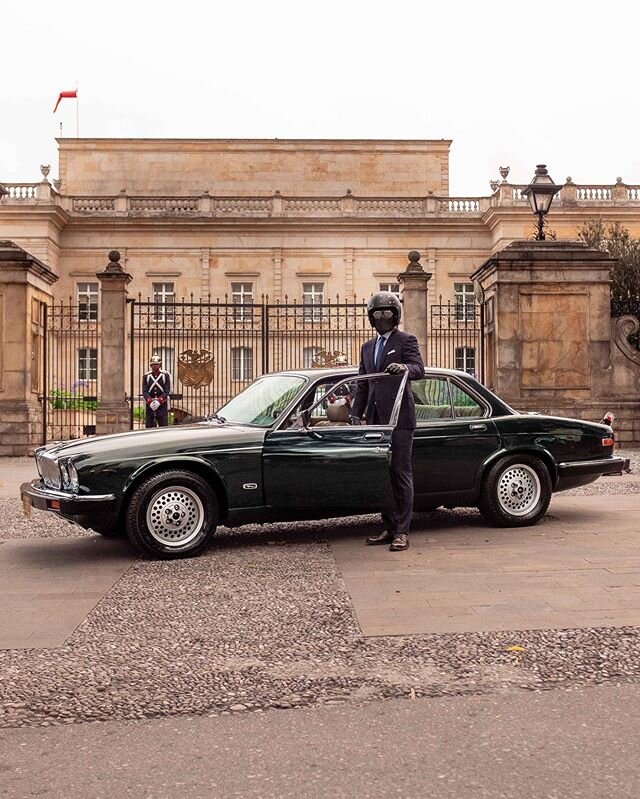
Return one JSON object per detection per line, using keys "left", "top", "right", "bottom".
{"left": 262, "top": 372, "right": 407, "bottom": 513}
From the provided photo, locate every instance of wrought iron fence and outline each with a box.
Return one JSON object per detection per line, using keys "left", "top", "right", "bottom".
{"left": 39, "top": 294, "right": 485, "bottom": 439}
{"left": 42, "top": 300, "right": 100, "bottom": 442}
{"left": 129, "top": 296, "right": 371, "bottom": 428}
{"left": 429, "top": 299, "right": 484, "bottom": 382}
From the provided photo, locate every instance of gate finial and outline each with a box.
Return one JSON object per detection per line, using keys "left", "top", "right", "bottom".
{"left": 106, "top": 250, "right": 123, "bottom": 273}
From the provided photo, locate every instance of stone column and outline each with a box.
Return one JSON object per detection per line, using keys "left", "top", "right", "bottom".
{"left": 0, "top": 241, "right": 57, "bottom": 454}
{"left": 96, "top": 250, "right": 132, "bottom": 436}
{"left": 398, "top": 250, "right": 432, "bottom": 364}
{"left": 471, "top": 239, "right": 615, "bottom": 412}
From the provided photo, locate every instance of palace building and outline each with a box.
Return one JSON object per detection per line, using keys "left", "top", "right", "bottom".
{"left": 2, "top": 138, "right": 640, "bottom": 447}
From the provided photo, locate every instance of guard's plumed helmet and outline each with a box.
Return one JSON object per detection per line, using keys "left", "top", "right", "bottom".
{"left": 149, "top": 355, "right": 162, "bottom": 366}
{"left": 366, "top": 291, "right": 402, "bottom": 327}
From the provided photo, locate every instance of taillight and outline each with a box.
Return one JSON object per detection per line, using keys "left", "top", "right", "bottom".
{"left": 602, "top": 437, "right": 614, "bottom": 447}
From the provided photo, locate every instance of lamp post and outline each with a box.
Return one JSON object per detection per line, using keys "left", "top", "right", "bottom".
{"left": 521, "top": 164, "right": 561, "bottom": 240}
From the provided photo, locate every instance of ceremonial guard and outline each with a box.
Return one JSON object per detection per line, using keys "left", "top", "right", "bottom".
{"left": 142, "top": 355, "right": 172, "bottom": 428}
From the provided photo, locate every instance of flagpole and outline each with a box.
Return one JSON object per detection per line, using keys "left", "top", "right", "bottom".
{"left": 76, "top": 86, "right": 79, "bottom": 137}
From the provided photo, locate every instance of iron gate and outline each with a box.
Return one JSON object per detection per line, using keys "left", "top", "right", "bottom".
{"left": 39, "top": 294, "right": 485, "bottom": 440}
{"left": 129, "top": 297, "right": 371, "bottom": 428}
{"left": 41, "top": 300, "right": 100, "bottom": 443}
{"left": 428, "top": 299, "right": 484, "bottom": 382}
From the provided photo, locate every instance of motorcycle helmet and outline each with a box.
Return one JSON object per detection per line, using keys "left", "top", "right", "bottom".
{"left": 366, "top": 291, "right": 402, "bottom": 328}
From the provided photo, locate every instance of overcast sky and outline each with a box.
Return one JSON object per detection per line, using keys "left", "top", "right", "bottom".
{"left": 2, "top": 0, "right": 638, "bottom": 196}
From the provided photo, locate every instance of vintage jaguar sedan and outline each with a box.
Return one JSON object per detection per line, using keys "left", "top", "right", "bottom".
{"left": 21, "top": 367, "right": 628, "bottom": 559}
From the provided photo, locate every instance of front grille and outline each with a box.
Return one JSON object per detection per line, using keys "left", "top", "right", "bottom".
{"left": 38, "top": 454, "right": 61, "bottom": 489}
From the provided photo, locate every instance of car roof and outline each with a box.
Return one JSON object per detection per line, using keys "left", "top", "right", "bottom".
{"left": 269, "top": 366, "right": 473, "bottom": 379}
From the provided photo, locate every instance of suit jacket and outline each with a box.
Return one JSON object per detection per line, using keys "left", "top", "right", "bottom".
{"left": 142, "top": 370, "right": 172, "bottom": 403}
{"left": 352, "top": 329, "right": 425, "bottom": 429}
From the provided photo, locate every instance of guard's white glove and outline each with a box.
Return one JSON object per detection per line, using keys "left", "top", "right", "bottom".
{"left": 150, "top": 399, "right": 160, "bottom": 412}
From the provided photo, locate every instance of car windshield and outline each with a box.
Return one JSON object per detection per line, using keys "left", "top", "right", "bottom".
{"left": 215, "top": 374, "right": 306, "bottom": 427}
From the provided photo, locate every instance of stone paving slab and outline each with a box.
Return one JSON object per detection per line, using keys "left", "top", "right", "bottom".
{"left": 330, "top": 494, "right": 640, "bottom": 636}
{"left": 0, "top": 457, "right": 37, "bottom": 499}
{"left": 0, "top": 537, "right": 136, "bottom": 649}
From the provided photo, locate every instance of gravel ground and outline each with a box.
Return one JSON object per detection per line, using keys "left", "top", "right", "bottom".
{"left": 1, "top": 450, "right": 640, "bottom": 729}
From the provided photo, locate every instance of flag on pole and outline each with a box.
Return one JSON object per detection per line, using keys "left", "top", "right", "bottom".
{"left": 53, "top": 90, "right": 77, "bottom": 113}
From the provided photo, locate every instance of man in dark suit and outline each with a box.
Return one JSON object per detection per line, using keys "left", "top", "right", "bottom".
{"left": 351, "top": 291, "right": 425, "bottom": 551}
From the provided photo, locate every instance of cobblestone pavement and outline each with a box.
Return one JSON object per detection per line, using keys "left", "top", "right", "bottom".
{"left": 1, "top": 452, "right": 640, "bottom": 728}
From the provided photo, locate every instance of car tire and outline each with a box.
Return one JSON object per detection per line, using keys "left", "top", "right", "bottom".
{"left": 478, "top": 454, "right": 552, "bottom": 527}
{"left": 125, "top": 470, "right": 219, "bottom": 559}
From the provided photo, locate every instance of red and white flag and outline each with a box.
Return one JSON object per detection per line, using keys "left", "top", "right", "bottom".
{"left": 53, "top": 90, "right": 77, "bottom": 113}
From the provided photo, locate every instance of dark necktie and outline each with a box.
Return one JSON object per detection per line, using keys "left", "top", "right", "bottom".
{"left": 374, "top": 336, "right": 385, "bottom": 370}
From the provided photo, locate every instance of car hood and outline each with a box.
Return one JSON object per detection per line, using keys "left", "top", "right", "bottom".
{"left": 40, "top": 422, "right": 267, "bottom": 462}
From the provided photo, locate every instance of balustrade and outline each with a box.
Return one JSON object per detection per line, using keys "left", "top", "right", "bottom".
{"left": 73, "top": 197, "right": 116, "bottom": 212}
{"left": 3, "top": 181, "right": 640, "bottom": 216}
{"left": 2, "top": 183, "right": 39, "bottom": 200}
{"left": 130, "top": 197, "right": 199, "bottom": 212}
{"left": 576, "top": 186, "right": 612, "bottom": 201}
{"left": 441, "top": 198, "right": 480, "bottom": 213}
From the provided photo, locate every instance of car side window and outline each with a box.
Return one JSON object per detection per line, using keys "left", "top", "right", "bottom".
{"left": 413, "top": 378, "right": 453, "bottom": 424}
{"left": 449, "top": 381, "right": 486, "bottom": 419}
{"left": 287, "top": 378, "right": 355, "bottom": 427}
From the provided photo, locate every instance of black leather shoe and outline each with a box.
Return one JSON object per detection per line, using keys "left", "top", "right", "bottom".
{"left": 389, "top": 533, "right": 409, "bottom": 551}
{"left": 365, "top": 531, "right": 395, "bottom": 546}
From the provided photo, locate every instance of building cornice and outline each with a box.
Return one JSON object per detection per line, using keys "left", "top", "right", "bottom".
{"left": 56, "top": 137, "right": 453, "bottom": 155}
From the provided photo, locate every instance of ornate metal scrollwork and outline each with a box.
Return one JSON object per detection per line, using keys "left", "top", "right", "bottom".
{"left": 178, "top": 348, "right": 215, "bottom": 388}
{"left": 614, "top": 315, "right": 640, "bottom": 365}
{"left": 311, "top": 350, "right": 349, "bottom": 367}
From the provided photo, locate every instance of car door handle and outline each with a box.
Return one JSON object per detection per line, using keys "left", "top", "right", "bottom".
{"left": 363, "top": 432, "right": 384, "bottom": 441}
{"left": 469, "top": 423, "right": 487, "bottom": 432}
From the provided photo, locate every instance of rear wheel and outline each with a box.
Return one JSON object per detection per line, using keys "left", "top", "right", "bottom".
{"left": 478, "top": 454, "right": 551, "bottom": 527}
{"left": 125, "top": 470, "right": 219, "bottom": 559}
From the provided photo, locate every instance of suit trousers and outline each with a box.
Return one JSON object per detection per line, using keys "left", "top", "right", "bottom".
{"left": 381, "top": 428, "right": 415, "bottom": 535}
{"left": 145, "top": 403, "right": 169, "bottom": 428}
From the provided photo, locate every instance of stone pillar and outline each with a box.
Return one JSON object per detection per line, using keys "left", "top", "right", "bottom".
{"left": 0, "top": 241, "right": 57, "bottom": 454}
{"left": 471, "top": 240, "right": 615, "bottom": 414}
{"left": 398, "top": 250, "right": 432, "bottom": 364}
{"left": 96, "top": 250, "right": 132, "bottom": 436}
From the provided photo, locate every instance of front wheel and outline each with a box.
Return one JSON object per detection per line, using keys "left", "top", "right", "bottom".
{"left": 478, "top": 455, "right": 552, "bottom": 527}
{"left": 125, "top": 470, "right": 219, "bottom": 559}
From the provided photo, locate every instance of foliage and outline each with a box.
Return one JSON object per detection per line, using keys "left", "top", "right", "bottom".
{"left": 577, "top": 219, "right": 640, "bottom": 316}
{"left": 50, "top": 381, "right": 97, "bottom": 410}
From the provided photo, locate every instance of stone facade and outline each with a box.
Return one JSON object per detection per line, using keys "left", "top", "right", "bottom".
{"left": 3, "top": 138, "right": 640, "bottom": 449}
{"left": 3, "top": 139, "right": 640, "bottom": 315}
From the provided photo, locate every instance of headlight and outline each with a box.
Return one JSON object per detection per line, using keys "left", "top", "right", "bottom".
{"left": 61, "top": 460, "right": 79, "bottom": 492}
{"left": 39, "top": 454, "right": 61, "bottom": 489}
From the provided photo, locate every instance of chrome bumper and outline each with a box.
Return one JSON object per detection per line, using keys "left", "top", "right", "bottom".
{"left": 557, "top": 456, "right": 630, "bottom": 476}
{"left": 20, "top": 480, "right": 116, "bottom": 516}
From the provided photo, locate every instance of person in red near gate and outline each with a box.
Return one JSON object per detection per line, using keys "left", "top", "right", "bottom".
{"left": 142, "top": 355, "right": 171, "bottom": 428}
{"left": 351, "top": 291, "right": 425, "bottom": 552}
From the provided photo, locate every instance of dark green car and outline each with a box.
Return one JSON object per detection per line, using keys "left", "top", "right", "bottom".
{"left": 21, "top": 368, "right": 628, "bottom": 559}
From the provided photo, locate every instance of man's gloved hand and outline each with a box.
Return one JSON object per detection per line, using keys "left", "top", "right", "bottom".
{"left": 150, "top": 399, "right": 160, "bottom": 412}
{"left": 385, "top": 362, "right": 408, "bottom": 375}
{"left": 349, "top": 415, "right": 362, "bottom": 426}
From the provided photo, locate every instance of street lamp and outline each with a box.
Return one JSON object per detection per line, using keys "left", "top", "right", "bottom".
{"left": 521, "top": 164, "right": 561, "bottom": 240}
